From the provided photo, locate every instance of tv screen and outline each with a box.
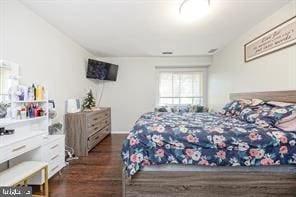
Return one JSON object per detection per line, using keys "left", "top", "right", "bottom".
{"left": 86, "top": 59, "right": 118, "bottom": 81}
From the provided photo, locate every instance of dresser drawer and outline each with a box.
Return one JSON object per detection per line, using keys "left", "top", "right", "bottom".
{"left": 87, "top": 121, "right": 100, "bottom": 135}
{"left": 87, "top": 126, "right": 110, "bottom": 151}
{"left": 87, "top": 117, "right": 110, "bottom": 137}
{"left": 86, "top": 111, "right": 110, "bottom": 128}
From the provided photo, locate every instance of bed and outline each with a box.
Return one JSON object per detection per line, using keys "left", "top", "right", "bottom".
{"left": 121, "top": 90, "right": 296, "bottom": 197}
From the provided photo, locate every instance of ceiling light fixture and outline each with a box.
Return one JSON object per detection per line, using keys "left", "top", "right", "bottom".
{"left": 179, "top": 0, "right": 210, "bottom": 21}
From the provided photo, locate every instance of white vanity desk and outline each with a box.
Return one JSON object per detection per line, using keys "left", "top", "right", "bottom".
{"left": 0, "top": 117, "right": 65, "bottom": 185}
{"left": 0, "top": 60, "right": 65, "bottom": 185}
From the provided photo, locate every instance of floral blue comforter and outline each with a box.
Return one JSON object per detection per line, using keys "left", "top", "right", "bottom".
{"left": 121, "top": 112, "right": 296, "bottom": 176}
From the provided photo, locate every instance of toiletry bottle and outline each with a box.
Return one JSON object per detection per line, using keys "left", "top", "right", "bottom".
{"left": 28, "top": 87, "right": 33, "bottom": 101}
{"left": 36, "top": 85, "right": 41, "bottom": 100}
{"left": 36, "top": 85, "right": 39, "bottom": 100}
{"left": 32, "top": 84, "right": 36, "bottom": 100}
{"left": 17, "top": 109, "right": 21, "bottom": 120}
{"left": 20, "top": 105, "right": 26, "bottom": 119}
{"left": 39, "top": 108, "right": 44, "bottom": 116}
{"left": 34, "top": 104, "right": 38, "bottom": 117}
{"left": 25, "top": 104, "right": 28, "bottom": 117}
{"left": 41, "top": 86, "right": 45, "bottom": 100}
{"left": 28, "top": 104, "right": 31, "bottom": 118}
{"left": 29, "top": 104, "right": 34, "bottom": 118}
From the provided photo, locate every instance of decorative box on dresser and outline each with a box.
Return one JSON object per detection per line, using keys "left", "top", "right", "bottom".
{"left": 65, "top": 108, "right": 111, "bottom": 156}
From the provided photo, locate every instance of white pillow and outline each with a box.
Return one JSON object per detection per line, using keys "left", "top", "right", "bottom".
{"left": 267, "top": 101, "right": 294, "bottom": 107}
{"left": 276, "top": 117, "right": 296, "bottom": 131}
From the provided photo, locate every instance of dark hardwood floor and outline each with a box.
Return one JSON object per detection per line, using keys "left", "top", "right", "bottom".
{"left": 49, "top": 134, "right": 127, "bottom": 197}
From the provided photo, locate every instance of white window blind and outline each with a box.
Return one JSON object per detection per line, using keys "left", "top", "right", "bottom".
{"left": 157, "top": 71, "right": 205, "bottom": 106}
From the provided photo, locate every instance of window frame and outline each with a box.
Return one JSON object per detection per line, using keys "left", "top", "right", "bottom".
{"left": 155, "top": 66, "right": 208, "bottom": 107}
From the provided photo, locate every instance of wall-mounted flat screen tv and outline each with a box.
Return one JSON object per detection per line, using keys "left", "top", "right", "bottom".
{"left": 86, "top": 59, "right": 118, "bottom": 81}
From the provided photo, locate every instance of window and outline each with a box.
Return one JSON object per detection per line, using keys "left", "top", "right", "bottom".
{"left": 156, "top": 68, "right": 207, "bottom": 106}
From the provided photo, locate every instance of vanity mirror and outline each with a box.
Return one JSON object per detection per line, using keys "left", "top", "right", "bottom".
{"left": 0, "top": 60, "right": 19, "bottom": 118}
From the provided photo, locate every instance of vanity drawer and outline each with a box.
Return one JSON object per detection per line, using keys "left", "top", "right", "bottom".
{"left": 45, "top": 146, "right": 63, "bottom": 164}
{"left": 47, "top": 153, "right": 61, "bottom": 163}
{"left": 44, "top": 139, "right": 63, "bottom": 152}
{"left": 0, "top": 135, "right": 43, "bottom": 163}
{"left": 24, "top": 135, "right": 66, "bottom": 185}
{"left": 42, "top": 138, "right": 64, "bottom": 163}
{"left": 48, "top": 154, "right": 64, "bottom": 177}
{"left": 48, "top": 161, "right": 63, "bottom": 178}
{"left": 0, "top": 146, "right": 12, "bottom": 163}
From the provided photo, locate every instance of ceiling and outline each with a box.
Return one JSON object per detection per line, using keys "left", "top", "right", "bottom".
{"left": 20, "top": 0, "right": 289, "bottom": 57}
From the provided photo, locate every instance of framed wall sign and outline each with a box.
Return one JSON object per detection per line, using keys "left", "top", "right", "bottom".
{"left": 244, "top": 15, "right": 296, "bottom": 62}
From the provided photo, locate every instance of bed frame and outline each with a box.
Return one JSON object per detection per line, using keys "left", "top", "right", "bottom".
{"left": 122, "top": 90, "right": 296, "bottom": 197}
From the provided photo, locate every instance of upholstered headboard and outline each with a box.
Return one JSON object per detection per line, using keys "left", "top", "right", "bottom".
{"left": 230, "top": 90, "right": 296, "bottom": 103}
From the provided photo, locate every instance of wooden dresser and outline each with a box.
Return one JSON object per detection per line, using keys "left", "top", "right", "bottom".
{"left": 65, "top": 108, "right": 111, "bottom": 156}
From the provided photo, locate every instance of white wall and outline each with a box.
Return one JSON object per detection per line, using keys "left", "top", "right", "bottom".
{"left": 208, "top": 1, "right": 296, "bottom": 111}
{"left": 0, "top": 0, "right": 211, "bottom": 133}
{"left": 97, "top": 56, "right": 212, "bottom": 132}
{"left": 0, "top": 0, "right": 95, "bottom": 122}
{"left": 3, "top": 0, "right": 292, "bottom": 134}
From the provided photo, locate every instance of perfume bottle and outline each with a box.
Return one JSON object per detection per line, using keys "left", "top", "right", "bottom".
{"left": 28, "top": 86, "right": 34, "bottom": 101}
{"left": 36, "top": 85, "right": 42, "bottom": 100}
{"left": 32, "top": 84, "right": 36, "bottom": 100}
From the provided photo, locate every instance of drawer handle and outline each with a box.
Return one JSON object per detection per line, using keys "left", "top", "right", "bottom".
{"left": 50, "top": 154, "right": 59, "bottom": 161}
{"left": 12, "top": 145, "right": 26, "bottom": 152}
{"left": 51, "top": 165, "right": 59, "bottom": 172}
{"left": 93, "top": 118, "right": 98, "bottom": 121}
{"left": 50, "top": 144, "right": 59, "bottom": 149}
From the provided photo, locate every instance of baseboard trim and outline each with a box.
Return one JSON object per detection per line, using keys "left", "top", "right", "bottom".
{"left": 112, "top": 131, "right": 129, "bottom": 134}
